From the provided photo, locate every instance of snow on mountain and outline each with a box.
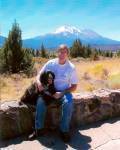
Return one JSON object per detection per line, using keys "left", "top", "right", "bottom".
{"left": 54, "top": 26, "right": 106, "bottom": 40}
{"left": 53, "top": 25, "right": 81, "bottom": 35}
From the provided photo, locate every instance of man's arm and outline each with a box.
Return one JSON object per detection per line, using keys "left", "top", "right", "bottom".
{"left": 63, "top": 67, "right": 78, "bottom": 94}
{"left": 36, "top": 68, "right": 45, "bottom": 92}
{"left": 36, "top": 64, "right": 47, "bottom": 85}
{"left": 53, "top": 84, "right": 77, "bottom": 99}
{"left": 36, "top": 61, "right": 50, "bottom": 91}
{"left": 62, "top": 84, "right": 77, "bottom": 94}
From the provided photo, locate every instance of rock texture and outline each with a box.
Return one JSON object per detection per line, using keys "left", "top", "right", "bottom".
{"left": 0, "top": 89, "right": 120, "bottom": 140}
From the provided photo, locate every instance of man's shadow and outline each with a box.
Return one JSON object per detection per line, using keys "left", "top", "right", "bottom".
{"left": 0, "top": 128, "right": 91, "bottom": 150}
{"left": 35, "top": 116, "right": 120, "bottom": 149}
{"left": 36, "top": 127, "right": 91, "bottom": 150}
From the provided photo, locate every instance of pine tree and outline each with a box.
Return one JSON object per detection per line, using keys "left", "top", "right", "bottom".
{"left": 41, "top": 43, "right": 47, "bottom": 58}
{"left": 20, "top": 48, "right": 34, "bottom": 75}
{"left": 70, "top": 39, "right": 84, "bottom": 58}
{"left": 35, "top": 49, "right": 40, "bottom": 57}
{"left": 3, "top": 20, "right": 24, "bottom": 73}
{"left": 84, "top": 44, "right": 92, "bottom": 58}
{"left": 2, "top": 21, "right": 34, "bottom": 74}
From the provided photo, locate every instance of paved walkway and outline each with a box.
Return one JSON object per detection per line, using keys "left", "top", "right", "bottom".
{"left": 0, "top": 117, "right": 120, "bottom": 150}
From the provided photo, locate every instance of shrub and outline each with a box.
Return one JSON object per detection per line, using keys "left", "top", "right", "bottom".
{"left": 88, "top": 64, "right": 109, "bottom": 79}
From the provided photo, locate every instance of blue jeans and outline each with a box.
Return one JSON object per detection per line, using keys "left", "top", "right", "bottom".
{"left": 35, "top": 92, "right": 73, "bottom": 132}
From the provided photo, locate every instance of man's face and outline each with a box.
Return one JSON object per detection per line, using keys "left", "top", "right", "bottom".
{"left": 58, "top": 48, "right": 68, "bottom": 61}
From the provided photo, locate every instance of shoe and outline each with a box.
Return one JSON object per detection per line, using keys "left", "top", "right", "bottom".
{"left": 60, "top": 131, "right": 71, "bottom": 143}
{"left": 28, "top": 129, "right": 45, "bottom": 140}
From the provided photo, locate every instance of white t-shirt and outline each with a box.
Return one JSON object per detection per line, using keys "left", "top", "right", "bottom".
{"left": 36, "top": 58, "right": 78, "bottom": 91}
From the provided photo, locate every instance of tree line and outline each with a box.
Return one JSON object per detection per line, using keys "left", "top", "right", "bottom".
{"left": 69, "top": 39, "right": 119, "bottom": 60}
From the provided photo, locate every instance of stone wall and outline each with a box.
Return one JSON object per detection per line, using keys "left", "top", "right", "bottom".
{"left": 0, "top": 89, "right": 120, "bottom": 140}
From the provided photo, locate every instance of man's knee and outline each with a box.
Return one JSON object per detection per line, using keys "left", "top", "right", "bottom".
{"left": 64, "top": 93, "right": 73, "bottom": 103}
{"left": 62, "top": 96, "right": 73, "bottom": 112}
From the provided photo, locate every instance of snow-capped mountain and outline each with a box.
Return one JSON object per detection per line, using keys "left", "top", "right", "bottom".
{"left": 1, "top": 25, "right": 120, "bottom": 50}
{"left": 22, "top": 25, "right": 120, "bottom": 49}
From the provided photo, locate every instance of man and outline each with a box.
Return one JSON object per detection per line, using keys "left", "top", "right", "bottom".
{"left": 29, "top": 44, "right": 78, "bottom": 142}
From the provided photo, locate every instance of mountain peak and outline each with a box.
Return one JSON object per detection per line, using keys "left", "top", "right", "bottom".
{"left": 53, "top": 25, "right": 100, "bottom": 38}
{"left": 53, "top": 25, "right": 81, "bottom": 34}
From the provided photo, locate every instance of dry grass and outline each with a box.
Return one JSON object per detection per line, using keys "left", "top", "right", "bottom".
{"left": 107, "top": 72, "right": 120, "bottom": 89}
{"left": 0, "top": 57, "right": 120, "bottom": 101}
{"left": 0, "top": 74, "right": 35, "bottom": 101}
{"left": 74, "top": 57, "right": 120, "bottom": 92}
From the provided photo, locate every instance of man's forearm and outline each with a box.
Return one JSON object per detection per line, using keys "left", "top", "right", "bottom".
{"left": 36, "top": 70, "right": 44, "bottom": 85}
{"left": 62, "top": 84, "right": 77, "bottom": 94}
{"left": 36, "top": 73, "right": 41, "bottom": 84}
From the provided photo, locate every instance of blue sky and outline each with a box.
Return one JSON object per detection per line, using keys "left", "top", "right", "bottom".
{"left": 1, "top": 0, "right": 120, "bottom": 40}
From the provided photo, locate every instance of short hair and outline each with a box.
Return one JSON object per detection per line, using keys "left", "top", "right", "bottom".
{"left": 57, "top": 44, "right": 69, "bottom": 54}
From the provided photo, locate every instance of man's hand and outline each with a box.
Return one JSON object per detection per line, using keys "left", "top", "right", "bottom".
{"left": 53, "top": 92, "right": 63, "bottom": 99}
{"left": 36, "top": 82, "right": 44, "bottom": 92}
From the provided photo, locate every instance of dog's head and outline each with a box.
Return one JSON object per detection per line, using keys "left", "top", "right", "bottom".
{"left": 40, "top": 71, "right": 55, "bottom": 86}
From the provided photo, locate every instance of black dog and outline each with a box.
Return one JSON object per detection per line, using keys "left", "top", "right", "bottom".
{"left": 19, "top": 71, "right": 59, "bottom": 106}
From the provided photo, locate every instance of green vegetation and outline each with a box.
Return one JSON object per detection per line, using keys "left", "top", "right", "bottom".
{"left": 69, "top": 39, "right": 117, "bottom": 60}
{"left": 0, "top": 21, "right": 34, "bottom": 75}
